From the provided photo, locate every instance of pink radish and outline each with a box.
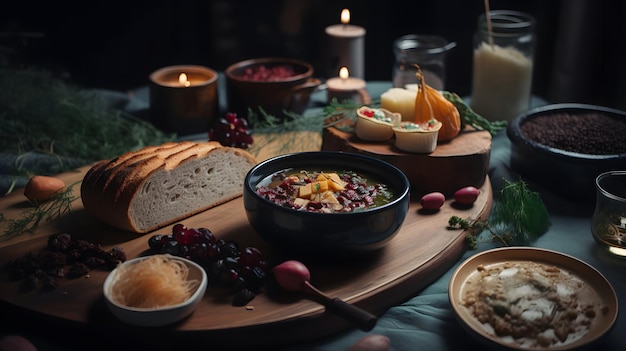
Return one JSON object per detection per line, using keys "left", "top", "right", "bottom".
{"left": 420, "top": 192, "right": 445, "bottom": 210}
{"left": 272, "top": 260, "right": 377, "bottom": 331}
{"left": 454, "top": 186, "right": 480, "bottom": 205}
{"left": 349, "top": 334, "right": 391, "bottom": 351}
{"left": 272, "top": 260, "right": 311, "bottom": 292}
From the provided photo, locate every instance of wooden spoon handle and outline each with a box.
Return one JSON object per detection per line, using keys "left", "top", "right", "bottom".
{"left": 326, "top": 297, "right": 377, "bottom": 331}
{"left": 303, "top": 281, "right": 377, "bottom": 331}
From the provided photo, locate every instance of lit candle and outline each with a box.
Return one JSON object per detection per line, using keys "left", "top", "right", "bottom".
{"left": 179, "top": 73, "right": 191, "bottom": 87}
{"left": 149, "top": 65, "right": 219, "bottom": 135}
{"left": 326, "top": 66, "right": 367, "bottom": 104}
{"left": 325, "top": 8, "right": 366, "bottom": 79}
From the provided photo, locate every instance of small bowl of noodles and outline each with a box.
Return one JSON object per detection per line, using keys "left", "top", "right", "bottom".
{"left": 103, "top": 254, "right": 208, "bottom": 327}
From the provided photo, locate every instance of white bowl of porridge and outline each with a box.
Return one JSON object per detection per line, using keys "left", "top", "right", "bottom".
{"left": 449, "top": 247, "right": 618, "bottom": 350}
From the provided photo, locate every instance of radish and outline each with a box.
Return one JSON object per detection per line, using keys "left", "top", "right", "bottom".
{"left": 454, "top": 186, "right": 480, "bottom": 205}
{"left": 420, "top": 192, "right": 445, "bottom": 210}
{"left": 272, "top": 260, "right": 311, "bottom": 292}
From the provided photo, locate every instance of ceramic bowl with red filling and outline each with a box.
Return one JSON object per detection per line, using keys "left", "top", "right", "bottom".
{"left": 225, "top": 57, "right": 321, "bottom": 121}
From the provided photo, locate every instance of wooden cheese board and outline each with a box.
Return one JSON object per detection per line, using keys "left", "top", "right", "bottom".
{"left": 322, "top": 125, "right": 493, "bottom": 198}
{"left": 0, "top": 136, "right": 493, "bottom": 350}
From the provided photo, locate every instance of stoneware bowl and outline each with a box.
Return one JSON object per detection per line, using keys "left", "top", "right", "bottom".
{"left": 103, "top": 254, "right": 208, "bottom": 327}
{"left": 449, "top": 247, "right": 618, "bottom": 350}
{"left": 225, "top": 57, "right": 321, "bottom": 121}
{"left": 243, "top": 151, "right": 411, "bottom": 256}
{"left": 507, "top": 103, "right": 626, "bottom": 203}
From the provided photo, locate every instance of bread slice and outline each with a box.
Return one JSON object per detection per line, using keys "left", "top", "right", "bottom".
{"left": 81, "top": 141, "right": 258, "bottom": 233}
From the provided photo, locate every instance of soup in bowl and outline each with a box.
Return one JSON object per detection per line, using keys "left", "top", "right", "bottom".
{"left": 243, "top": 151, "right": 411, "bottom": 256}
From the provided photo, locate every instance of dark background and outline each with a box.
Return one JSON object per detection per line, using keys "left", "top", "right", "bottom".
{"left": 2, "top": 0, "right": 625, "bottom": 110}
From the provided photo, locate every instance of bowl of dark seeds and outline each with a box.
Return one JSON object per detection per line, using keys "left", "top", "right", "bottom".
{"left": 507, "top": 103, "right": 626, "bottom": 202}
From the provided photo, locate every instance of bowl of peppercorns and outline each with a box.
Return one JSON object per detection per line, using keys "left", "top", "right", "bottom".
{"left": 225, "top": 57, "right": 321, "bottom": 122}
{"left": 507, "top": 103, "right": 626, "bottom": 203}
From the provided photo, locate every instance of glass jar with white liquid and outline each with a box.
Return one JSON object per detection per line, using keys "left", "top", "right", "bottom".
{"left": 470, "top": 10, "right": 535, "bottom": 122}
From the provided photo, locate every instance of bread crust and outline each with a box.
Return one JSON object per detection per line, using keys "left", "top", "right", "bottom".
{"left": 81, "top": 141, "right": 257, "bottom": 233}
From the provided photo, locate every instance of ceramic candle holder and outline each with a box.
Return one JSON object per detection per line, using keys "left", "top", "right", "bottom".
{"left": 326, "top": 76, "right": 369, "bottom": 104}
{"left": 149, "top": 65, "right": 218, "bottom": 136}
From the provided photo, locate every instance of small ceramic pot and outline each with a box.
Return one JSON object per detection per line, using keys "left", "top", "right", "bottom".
{"left": 392, "top": 120, "right": 442, "bottom": 153}
{"left": 225, "top": 57, "right": 321, "bottom": 122}
{"left": 355, "top": 106, "right": 401, "bottom": 142}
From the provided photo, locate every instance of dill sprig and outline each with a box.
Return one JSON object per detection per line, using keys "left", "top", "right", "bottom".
{"left": 0, "top": 65, "right": 175, "bottom": 180}
{"left": 449, "top": 179, "right": 551, "bottom": 249}
{"left": 247, "top": 107, "right": 325, "bottom": 133}
{"left": 0, "top": 182, "right": 80, "bottom": 240}
{"left": 246, "top": 98, "right": 371, "bottom": 134}
{"left": 441, "top": 91, "right": 508, "bottom": 135}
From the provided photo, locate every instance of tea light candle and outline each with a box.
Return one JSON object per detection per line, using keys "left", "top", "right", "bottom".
{"left": 325, "top": 8, "right": 366, "bottom": 79}
{"left": 326, "top": 67, "right": 367, "bottom": 104}
{"left": 149, "top": 65, "right": 218, "bottom": 135}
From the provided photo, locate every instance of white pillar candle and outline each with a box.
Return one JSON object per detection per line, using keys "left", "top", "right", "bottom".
{"left": 325, "top": 9, "right": 366, "bottom": 79}
{"left": 326, "top": 67, "right": 367, "bottom": 104}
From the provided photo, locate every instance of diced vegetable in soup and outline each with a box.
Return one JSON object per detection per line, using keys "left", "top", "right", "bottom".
{"left": 255, "top": 170, "right": 394, "bottom": 213}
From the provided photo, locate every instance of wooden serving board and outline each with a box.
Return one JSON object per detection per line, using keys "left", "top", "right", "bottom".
{"left": 0, "top": 159, "right": 492, "bottom": 350}
{"left": 322, "top": 126, "right": 492, "bottom": 198}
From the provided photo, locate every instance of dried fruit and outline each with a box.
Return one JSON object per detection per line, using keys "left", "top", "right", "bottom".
{"left": 209, "top": 112, "right": 253, "bottom": 149}
{"left": 413, "top": 65, "right": 461, "bottom": 141}
{"left": 23, "top": 175, "right": 65, "bottom": 204}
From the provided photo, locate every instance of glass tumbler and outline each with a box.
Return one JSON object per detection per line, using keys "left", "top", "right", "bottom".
{"left": 392, "top": 34, "right": 456, "bottom": 90}
{"left": 591, "top": 171, "right": 626, "bottom": 257}
{"left": 470, "top": 10, "right": 535, "bottom": 122}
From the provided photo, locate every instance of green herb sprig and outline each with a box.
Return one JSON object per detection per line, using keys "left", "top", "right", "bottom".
{"left": 0, "top": 65, "right": 175, "bottom": 181}
{"left": 442, "top": 91, "right": 508, "bottom": 135}
{"left": 0, "top": 182, "right": 80, "bottom": 240}
{"left": 449, "top": 179, "right": 551, "bottom": 249}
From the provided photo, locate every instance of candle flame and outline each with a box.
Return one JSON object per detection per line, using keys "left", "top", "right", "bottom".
{"left": 341, "top": 8, "right": 350, "bottom": 25}
{"left": 179, "top": 73, "right": 191, "bottom": 87}
{"left": 339, "top": 66, "right": 349, "bottom": 80}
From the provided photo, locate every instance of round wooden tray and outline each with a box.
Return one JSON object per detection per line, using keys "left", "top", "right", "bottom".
{"left": 0, "top": 158, "right": 492, "bottom": 350}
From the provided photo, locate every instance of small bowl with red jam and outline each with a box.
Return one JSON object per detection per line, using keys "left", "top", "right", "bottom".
{"left": 243, "top": 151, "right": 410, "bottom": 256}
{"left": 225, "top": 57, "right": 321, "bottom": 121}
{"left": 507, "top": 103, "right": 626, "bottom": 202}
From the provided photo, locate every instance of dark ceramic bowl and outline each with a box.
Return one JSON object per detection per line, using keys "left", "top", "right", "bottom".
{"left": 243, "top": 151, "right": 411, "bottom": 255}
{"left": 225, "top": 57, "right": 321, "bottom": 121}
{"left": 507, "top": 103, "right": 626, "bottom": 202}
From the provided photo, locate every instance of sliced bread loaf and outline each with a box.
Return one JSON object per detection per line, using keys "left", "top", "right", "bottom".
{"left": 81, "top": 141, "right": 258, "bottom": 233}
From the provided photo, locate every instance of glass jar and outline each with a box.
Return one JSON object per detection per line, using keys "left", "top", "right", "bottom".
{"left": 470, "top": 10, "right": 535, "bottom": 122}
{"left": 392, "top": 34, "right": 456, "bottom": 90}
{"left": 592, "top": 171, "right": 626, "bottom": 257}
